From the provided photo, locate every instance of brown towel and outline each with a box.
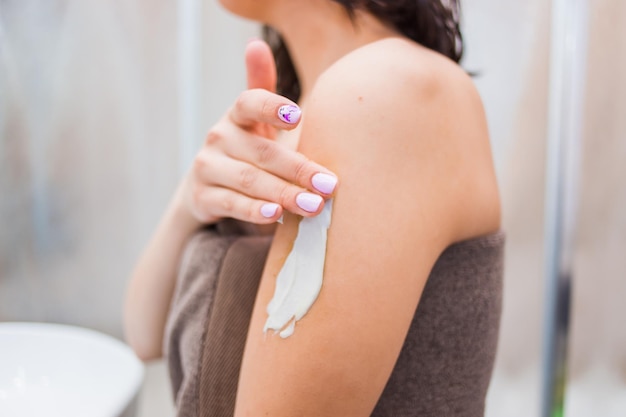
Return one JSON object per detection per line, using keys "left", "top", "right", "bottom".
{"left": 164, "top": 225, "right": 504, "bottom": 417}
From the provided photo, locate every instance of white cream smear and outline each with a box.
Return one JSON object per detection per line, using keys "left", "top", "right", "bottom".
{"left": 264, "top": 199, "right": 333, "bottom": 339}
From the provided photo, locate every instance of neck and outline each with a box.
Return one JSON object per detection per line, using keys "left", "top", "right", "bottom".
{"left": 267, "top": 2, "right": 399, "bottom": 101}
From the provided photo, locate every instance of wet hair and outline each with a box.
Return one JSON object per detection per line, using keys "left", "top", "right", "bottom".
{"left": 263, "top": 0, "right": 464, "bottom": 102}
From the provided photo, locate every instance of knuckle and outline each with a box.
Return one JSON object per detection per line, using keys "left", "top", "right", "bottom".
{"left": 246, "top": 202, "right": 257, "bottom": 220}
{"left": 191, "top": 185, "right": 205, "bottom": 211}
{"left": 277, "top": 183, "right": 293, "bottom": 207}
{"left": 233, "top": 92, "right": 249, "bottom": 114}
{"left": 205, "top": 129, "right": 223, "bottom": 146}
{"left": 192, "top": 154, "right": 206, "bottom": 173}
{"left": 261, "top": 96, "right": 275, "bottom": 119}
{"left": 220, "top": 194, "right": 235, "bottom": 213}
{"left": 255, "top": 140, "right": 277, "bottom": 165}
{"left": 238, "top": 166, "right": 258, "bottom": 190}
{"left": 192, "top": 151, "right": 211, "bottom": 178}
{"left": 292, "top": 154, "right": 310, "bottom": 185}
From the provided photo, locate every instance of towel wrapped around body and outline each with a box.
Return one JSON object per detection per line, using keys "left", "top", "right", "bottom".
{"left": 164, "top": 220, "right": 505, "bottom": 417}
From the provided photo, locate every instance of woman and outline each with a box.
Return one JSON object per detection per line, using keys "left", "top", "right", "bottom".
{"left": 125, "top": 0, "right": 503, "bottom": 416}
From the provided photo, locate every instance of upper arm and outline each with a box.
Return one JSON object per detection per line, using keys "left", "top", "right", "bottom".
{"left": 234, "top": 45, "right": 498, "bottom": 417}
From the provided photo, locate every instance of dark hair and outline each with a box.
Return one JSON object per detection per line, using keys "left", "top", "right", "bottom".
{"left": 263, "top": 0, "right": 464, "bottom": 102}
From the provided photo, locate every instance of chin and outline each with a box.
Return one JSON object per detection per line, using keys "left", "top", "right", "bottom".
{"left": 217, "top": 0, "right": 272, "bottom": 21}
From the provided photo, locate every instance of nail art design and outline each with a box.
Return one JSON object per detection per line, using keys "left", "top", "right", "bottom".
{"left": 278, "top": 105, "right": 301, "bottom": 124}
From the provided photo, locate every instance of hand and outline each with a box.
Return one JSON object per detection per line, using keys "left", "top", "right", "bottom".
{"left": 178, "top": 40, "right": 338, "bottom": 226}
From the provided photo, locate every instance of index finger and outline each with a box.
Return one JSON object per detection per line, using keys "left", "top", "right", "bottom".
{"left": 229, "top": 89, "right": 302, "bottom": 131}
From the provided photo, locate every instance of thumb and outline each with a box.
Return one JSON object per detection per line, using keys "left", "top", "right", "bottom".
{"left": 245, "top": 39, "right": 277, "bottom": 92}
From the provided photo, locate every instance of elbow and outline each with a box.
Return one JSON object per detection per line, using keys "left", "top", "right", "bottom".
{"left": 123, "top": 302, "right": 163, "bottom": 362}
{"left": 124, "top": 322, "right": 163, "bottom": 362}
{"left": 131, "top": 341, "right": 162, "bottom": 362}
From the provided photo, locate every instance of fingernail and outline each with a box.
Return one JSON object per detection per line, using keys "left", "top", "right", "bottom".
{"left": 261, "top": 203, "right": 280, "bottom": 218}
{"left": 278, "top": 105, "right": 301, "bottom": 124}
{"left": 296, "top": 193, "right": 323, "bottom": 213}
{"left": 247, "top": 37, "right": 261, "bottom": 44}
{"left": 311, "top": 173, "right": 338, "bottom": 194}
{"left": 276, "top": 214, "right": 284, "bottom": 224}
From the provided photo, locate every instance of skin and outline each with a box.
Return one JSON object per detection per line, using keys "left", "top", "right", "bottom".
{"left": 124, "top": 40, "right": 337, "bottom": 360}
{"left": 234, "top": 41, "right": 501, "bottom": 417}
{"left": 125, "top": 0, "right": 501, "bottom": 415}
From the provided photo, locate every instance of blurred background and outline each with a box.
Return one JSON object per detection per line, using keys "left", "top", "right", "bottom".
{"left": 0, "top": 1, "right": 624, "bottom": 416}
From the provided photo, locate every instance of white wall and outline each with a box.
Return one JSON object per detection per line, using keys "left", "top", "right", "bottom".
{"left": 0, "top": 0, "right": 255, "bottom": 335}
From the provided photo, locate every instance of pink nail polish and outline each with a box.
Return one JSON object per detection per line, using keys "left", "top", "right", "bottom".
{"left": 311, "top": 173, "right": 338, "bottom": 194}
{"left": 261, "top": 203, "right": 280, "bottom": 218}
{"left": 278, "top": 105, "right": 301, "bottom": 124}
{"left": 296, "top": 193, "right": 323, "bottom": 213}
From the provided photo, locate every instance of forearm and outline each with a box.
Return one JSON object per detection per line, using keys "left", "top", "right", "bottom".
{"left": 124, "top": 184, "right": 202, "bottom": 360}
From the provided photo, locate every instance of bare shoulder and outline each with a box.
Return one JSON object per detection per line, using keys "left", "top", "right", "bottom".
{"left": 310, "top": 37, "right": 485, "bottom": 128}
{"left": 301, "top": 37, "right": 501, "bottom": 243}
{"left": 233, "top": 38, "right": 501, "bottom": 417}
